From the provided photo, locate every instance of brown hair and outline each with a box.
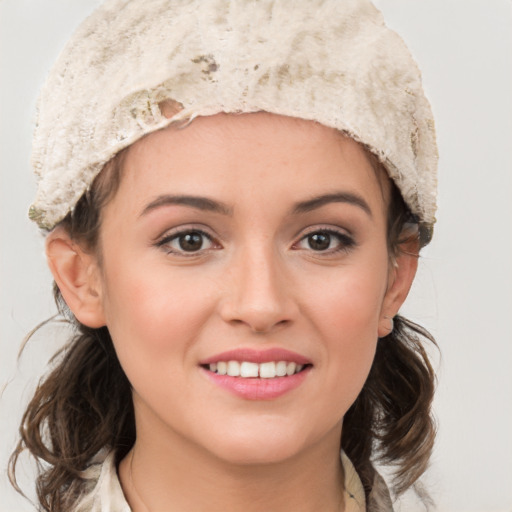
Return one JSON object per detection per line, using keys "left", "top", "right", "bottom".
{"left": 9, "top": 145, "right": 437, "bottom": 510}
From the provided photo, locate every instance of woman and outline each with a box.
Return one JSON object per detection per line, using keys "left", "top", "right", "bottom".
{"left": 10, "top": 1, "right": 437, "bottom": 511}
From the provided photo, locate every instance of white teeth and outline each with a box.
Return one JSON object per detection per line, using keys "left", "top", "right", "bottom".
{"left": 259, "top": 362, "right": 276, "bottom": 379}
{"left": 217, "top": 361, "right": 227, "bottom": 375}
{"left": 286, "top": 362, "right": 297, "bottom": 376}
{"left": 207, "top": 360, "right": 306, "bottom": 378}
{"left": 275, "top": 361, "right": 287, "bottom": 377}
{"left": 240, "top": 361, "right": 259, "bottom": 378}
{"left": 227, "top": 361, "right": 240, "bottom": 377}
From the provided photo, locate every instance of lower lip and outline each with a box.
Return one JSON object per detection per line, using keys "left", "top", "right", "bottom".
{"left": 201, "top": 367, "right": 311, "bottom": 400}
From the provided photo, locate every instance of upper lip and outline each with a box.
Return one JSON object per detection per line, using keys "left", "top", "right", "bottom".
{"left": 199, "top": 348, "right": 311, "bottom": 366}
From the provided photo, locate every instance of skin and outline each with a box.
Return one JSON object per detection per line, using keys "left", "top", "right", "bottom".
{"left": 47, "top": 112, "right": 418, "bottom": 511}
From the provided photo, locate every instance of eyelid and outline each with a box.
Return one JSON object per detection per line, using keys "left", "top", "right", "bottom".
{"left": 154, "top": 222, "right": 217, "bottom": 242}
{"left": 298, "top": 224, "right": 352, "bottom": 237}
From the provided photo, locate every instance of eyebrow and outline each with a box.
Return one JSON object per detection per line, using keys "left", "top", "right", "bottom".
{"left": 292, "top": 192, "right": 373, "bottom": 217}
{"left": 140, "top": 195, "right": 233, "bottom": 217}
{"left": 140, "top": 191, "right": 372, "bottom": 218}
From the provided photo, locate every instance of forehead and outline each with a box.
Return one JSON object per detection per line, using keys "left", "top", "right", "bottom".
{"left": 110, "top": 112, "right": 389, "bottom": 219}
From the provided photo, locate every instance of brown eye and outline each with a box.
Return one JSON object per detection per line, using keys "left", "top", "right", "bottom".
{"left": 178, "top": 232, "right": 205, "bottom": 252}
{"left": 157, "top": 229, "right": 215, "bottom": 254}
{"left": 307, "top": 232, "right": 331, "bottom": 251}
{"left": 295, "top": 229, "right": 355, "bottom": 254}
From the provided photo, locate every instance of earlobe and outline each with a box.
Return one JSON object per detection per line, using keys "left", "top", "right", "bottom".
{"left": 46, "top": 227, "right": 106, "bottom": 328}
{"left": 378, "top": 239, "right": 419, "bottom": 338}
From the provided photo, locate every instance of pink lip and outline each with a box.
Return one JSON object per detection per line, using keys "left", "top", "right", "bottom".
{"left": 201, "top": 366, "right": 311, "bottom": 400}
{"left": 199, "top": 348, "right": 311, "bottom": 365}
{"left": 199, "top": 348, "right": 312, "bottom": 400}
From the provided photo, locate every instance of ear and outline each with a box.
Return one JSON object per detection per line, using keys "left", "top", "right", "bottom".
{"left": 378, "top": 238, "right": 419, "bottom": 338}
{"left": 46, "top": 226, "right": 106, "bottom": 328}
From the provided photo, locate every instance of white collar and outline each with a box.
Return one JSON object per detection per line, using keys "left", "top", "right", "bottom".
{"left": 72, "top": 449, "right": 390, "bottom": 511}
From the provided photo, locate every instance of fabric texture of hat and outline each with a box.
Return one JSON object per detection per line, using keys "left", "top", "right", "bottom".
{"left": 29, "top": 0, "right": 438, "bottom": 236}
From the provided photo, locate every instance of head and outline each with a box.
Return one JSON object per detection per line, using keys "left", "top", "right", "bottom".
{"left": 13, "top": 0, "right": 437, "bottom": 509}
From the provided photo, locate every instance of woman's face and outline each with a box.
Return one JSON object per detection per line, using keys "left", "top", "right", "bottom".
{"left": 89, "top": 113, "right": 409, "bottom": 465}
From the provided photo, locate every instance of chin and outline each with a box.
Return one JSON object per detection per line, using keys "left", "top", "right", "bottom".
{"left": 196, "top": 419, "right": 318, "bottom": 467}
{"left": 213, "top": 440, "right": 304, "bottom": 467}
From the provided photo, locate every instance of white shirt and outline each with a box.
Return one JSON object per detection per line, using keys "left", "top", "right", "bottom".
{"left": 71, "top": 450, "right": 392, "bottom": 511}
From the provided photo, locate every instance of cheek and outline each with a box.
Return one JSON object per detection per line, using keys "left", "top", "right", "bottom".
{"left": 303, "top": 259, "right": 388, "bottom": 404}
{"left": 99, "top": 260, "right": 217, "bottom": 368}
{"left": 306, "top": 254, "right": 388, "bottom": 336}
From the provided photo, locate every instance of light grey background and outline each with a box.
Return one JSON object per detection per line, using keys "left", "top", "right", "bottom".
{"left": 1, "top": 1, "right": 511, "bottom": 511}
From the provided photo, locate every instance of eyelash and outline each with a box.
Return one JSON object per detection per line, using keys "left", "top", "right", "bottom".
{"left": 155, "top": 227, "right": 355, "bottom": 256}
{"left": 294, "top": 228, "right": 356, "bottom": 255}
{"left": 155, "top": 228, "right": 217, "bottom": 256}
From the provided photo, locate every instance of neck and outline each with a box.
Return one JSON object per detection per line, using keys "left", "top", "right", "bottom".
{"left": 119, "top": 412, "right": 346, "bottom": 512}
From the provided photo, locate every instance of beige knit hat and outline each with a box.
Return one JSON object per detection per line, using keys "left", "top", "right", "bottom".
{"left": 29, "top": 0, "right": 438, "bottom": 240}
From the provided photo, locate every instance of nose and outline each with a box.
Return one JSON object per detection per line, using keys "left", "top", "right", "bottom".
{"left": 219, "top": 245, "right": 297, "bottom": 334}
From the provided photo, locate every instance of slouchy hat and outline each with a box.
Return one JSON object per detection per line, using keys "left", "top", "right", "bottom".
{"left": 29, "top": 0, "right": 438, "bottom": 238}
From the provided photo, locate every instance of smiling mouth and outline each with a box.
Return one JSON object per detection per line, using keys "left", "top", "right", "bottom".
{"left": 202, "top": 361, "right": 310, "bottom": 378}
